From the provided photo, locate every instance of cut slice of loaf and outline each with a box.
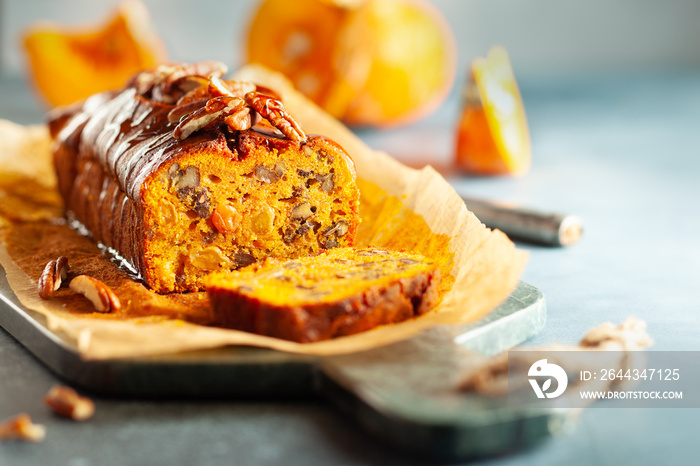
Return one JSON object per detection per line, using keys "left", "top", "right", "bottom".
{"left": 205, "top": 247, "right": 441, "bottom": 342}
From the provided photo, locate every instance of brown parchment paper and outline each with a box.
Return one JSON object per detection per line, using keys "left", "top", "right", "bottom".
{"left": 0, "top": 66, "right": 527, "bottom": 359}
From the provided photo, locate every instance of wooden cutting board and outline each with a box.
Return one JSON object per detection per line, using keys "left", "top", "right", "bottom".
{"left": 0, "top": 265, "right": 562, "bottom": 461}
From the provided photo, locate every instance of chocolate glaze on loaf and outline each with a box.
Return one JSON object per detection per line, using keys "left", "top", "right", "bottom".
{"left": 49, "top": 63, "right": 361, "bottom": 293}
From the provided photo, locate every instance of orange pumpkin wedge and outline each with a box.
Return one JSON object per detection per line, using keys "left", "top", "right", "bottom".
{"left": 455, "top": 46, "right": 531, "bottom": 176}
{"left": 245, "top": 0, "right": 362, "bottom": 119}
{"left": 23, "top": 0, "right": 167, "bottom": 107}
{"left": 246, "top": 0, "right": 456, "bottom": 127}
{"left": 339, "top": 0, "right": 456, "bottom": 127}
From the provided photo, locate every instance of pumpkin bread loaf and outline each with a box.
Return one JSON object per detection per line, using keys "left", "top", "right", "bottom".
{"left": 205, "top": 247, "right": 442, "bottom": 342}
{"left": 49, "top": 62, "right": 360, "bottom": 293}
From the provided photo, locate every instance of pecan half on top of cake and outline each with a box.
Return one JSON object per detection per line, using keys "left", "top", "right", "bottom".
{"left": 49, "top": 61, "right": 360, "bottom": 293}
{"left": 205, "top": 247, "right": 442, "bottom": 343}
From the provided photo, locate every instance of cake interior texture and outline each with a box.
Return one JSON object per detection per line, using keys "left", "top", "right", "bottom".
{"left": 206, "top": 247, "right": 442, "bottom": 342}
{"left": 141, "top": 132, "right": 359, "bottom": 292}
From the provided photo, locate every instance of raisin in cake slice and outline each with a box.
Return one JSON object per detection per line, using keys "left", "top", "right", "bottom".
{"left": 205, "top": 247, "right": 442, "bottom": 343}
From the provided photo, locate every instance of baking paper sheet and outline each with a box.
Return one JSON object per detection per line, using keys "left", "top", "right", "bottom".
{"left": 0, "top": 66, "right": 527, "bottom": 359}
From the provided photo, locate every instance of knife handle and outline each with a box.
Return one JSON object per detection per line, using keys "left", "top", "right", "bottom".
{"left": 462, "top": 197, "right": 583, "bottom": 247}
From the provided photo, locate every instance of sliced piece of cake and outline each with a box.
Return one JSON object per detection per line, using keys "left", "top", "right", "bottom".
{"left": 205, "top": 247, "right": 442, "bottom": 342}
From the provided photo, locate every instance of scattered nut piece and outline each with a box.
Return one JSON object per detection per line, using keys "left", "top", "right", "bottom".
{"left": 134, "top": 62, "right": 305, "bottom": 141}
{"left": 69, "top": 275, "right": 121, "bottom": 312}
{"left": 315, "top": 173, "right": 335, "bottom": 193}
{"left": 167, "top": 99, "right": 208, "bottom": 123}
{"left": 323, "top": 220, "right": 349, "bottom": 238}
{"left": 44, "top": 385, "right": 95, "bottom": 421}
{"left": 291, "top": 202, "right": 314, "bottom": 220}
{"left": 174, "top": 109, "right": 223, "bottom": 140}
{"left": 0, "top": 414, "right": 46, "bottom": 442}
{"left": 254, "top": 165, "right": 279, "bottom": 184}
{"left": 168, "top": 162, "right": 181, "bottom": 180}
{"left": 172, "top": 75, "right": 209, "bottom": 94}
{"left": 273, "top": 162, "right": 288, "bottom": 177}
{"left": 158, "top": 61, "right": 228, "bottom": 98}
{"left": 296, "top": 222, "right": 311, "bottom": 237}
{"left": 175, "top": 166, "right": 201, "bottom": 192}
{"left": 207, "top": 76, "right": 257, "bottom": 99}
{"left": 224, "top": 106, "right": 256, "bottom": 132}
{"left": 246, "top": 92, "right": 306, "bottom": 141}
{"left": 37, "top": 256, "right": 70, "bottom": 299}
{"left": 283, "top": 227, "right": 297, "bottom": 243}
{"left": 193, "top": 189, "right": 211, "bottom": 218}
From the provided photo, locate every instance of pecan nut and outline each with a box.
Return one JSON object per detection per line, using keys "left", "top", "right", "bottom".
{"left": 173, "top": 96, "right": 249, "bottom": 140}
{"left": 254, "top": 165, "right": 279, "bottom": 184}
{"left": 44, "top": 386, "right": 95, "bottom": 421}
{"left": 224, "top": 106, "right": 258, "bottom": 132}
{"left": 208, "top": 76, "right": 256, "bottom": 99}
{"left": 0, "top": 414, "right": 46, "bottom": 442}
{"left": 245, "top": 91, "right": 306, "bottom": 142}
{"left": 315, "top": 173, "right": 335, "bottom": 193}
{"left": 323, "top": 220, "right": 349, "bottom": 238}
{"left": 131, "top": 61, "right": 228, "bottom": 104}
{"left": 291, "top": 202, "right": 314, "bottom": 219}
{"left": 69, "top": 275, "right": 121, "bottom": 312}
{"left": 160, "top": 61, "right": 228, "bottom": 96}
{"left": 37, "top": 256, "right": 70, "bottom": 299}
{"left": 173, "top": 106, "right": 226, "bottom": 140}
{"left": 169, "top": 77, "right": 306, "bottom": 142}
{"left": 167, "top": 99, "right": 209, "bottom": 123}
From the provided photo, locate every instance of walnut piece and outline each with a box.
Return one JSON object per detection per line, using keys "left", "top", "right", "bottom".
{"left": 254, "top": 165, "right": 279, "bottom": 184}
{"left": 291, "top": 202, "right": 314, "bottom": 219}
{"left": 44, "top": 386, "right": 95, "bottom": 421}
{"left": 324, "top": 239, "right": 339, "bottom": 249}
{"left": 37, "top": 256, "right": 70, "bottom": 299}
{"left": 323, "top": 220, "right": 349, "bottom": 238}
{"left": 315, "top": 173, "right": 335, "bottom": 193}
{"left": 69, "top": 275, "right": 121, "bottom": 312}
{"left": 0, "top": 414, "right": 46, "bottom": 442}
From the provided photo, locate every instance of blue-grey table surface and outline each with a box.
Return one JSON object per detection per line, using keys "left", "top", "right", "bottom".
{"left": 1, "top": 69, "right": 699, "bottom": 465}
